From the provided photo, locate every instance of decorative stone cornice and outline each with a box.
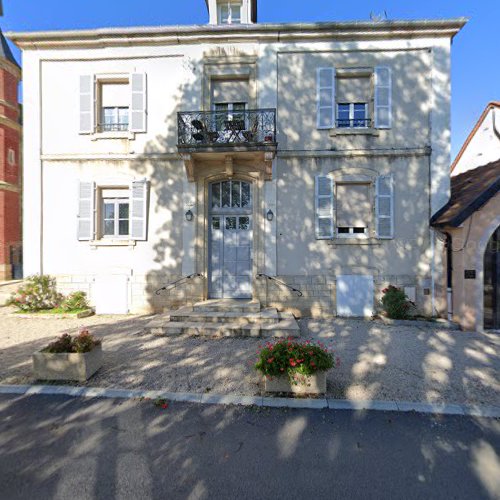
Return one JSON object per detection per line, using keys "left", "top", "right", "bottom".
{"left": 7, "top": 18, "right": 467, "bottom": 50}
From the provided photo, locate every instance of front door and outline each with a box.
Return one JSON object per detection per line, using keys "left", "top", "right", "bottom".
{"left": 209, "top": 180, "right": 253, "bottom": 299}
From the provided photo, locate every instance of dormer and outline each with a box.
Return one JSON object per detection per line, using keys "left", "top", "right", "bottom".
{"left": 206, "top": 0, "right": 257, "bottom": 25}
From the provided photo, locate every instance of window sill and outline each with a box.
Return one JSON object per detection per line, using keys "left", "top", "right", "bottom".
{"left": 90, "top": 239, "right": 136, "bottom": 248}
{"left": 91, "top": 131, "right": 135, "bottom": 141}
{"left": 329, "top": 128, "right": 380, "bottom": 137}
{"left": 327, "top": 238, "right": 381, "bottom": 246}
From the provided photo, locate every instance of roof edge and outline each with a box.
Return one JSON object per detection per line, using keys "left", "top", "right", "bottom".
{"left": 7, "top": 17, "right": 468, "bottom": 49}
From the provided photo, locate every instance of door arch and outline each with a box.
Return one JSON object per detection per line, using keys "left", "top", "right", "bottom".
{"left": 484, "top": 225, "right": 500, "bottom": 329}
{"left": 208, "top": 179, "right": 253, "bottom": 299}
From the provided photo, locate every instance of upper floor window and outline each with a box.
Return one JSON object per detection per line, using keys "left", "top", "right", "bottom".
{"left": 316, "top": 66, "right": 392, "bottom": 130}
{"left": 218, "top": 1, "right": 242, "bottom": 24}
{"left": 79, "top": 73, "right": 147, "bottom": 135}
{"left": 337, "top": 103, "right": 369, "bottom": 128}
{"left": 99, "top": 81, "right": 129, "bottom": 133}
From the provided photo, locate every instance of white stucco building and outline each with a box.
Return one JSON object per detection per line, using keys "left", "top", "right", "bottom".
{"left": 9, "top": 2, "right": 466, "bottom": 316}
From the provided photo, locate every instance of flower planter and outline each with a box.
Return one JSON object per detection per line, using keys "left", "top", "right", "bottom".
{"left": 264, "top": 371, "right": 327, "bottom": 395}
{"left": 32, "top": 344, "right": 103, "bottom": 382}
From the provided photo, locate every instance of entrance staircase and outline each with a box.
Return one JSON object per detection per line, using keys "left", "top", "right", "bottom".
{"left": 145, "top": 299, "right": 300, "bottom": 338}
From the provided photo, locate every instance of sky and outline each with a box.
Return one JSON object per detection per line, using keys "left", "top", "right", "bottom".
{"left": 1, "top": 0, "right": 499, "bottom": 160}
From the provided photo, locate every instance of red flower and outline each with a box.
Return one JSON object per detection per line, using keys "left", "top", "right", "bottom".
{"left": 289, "top": 359, "right": 297, "bottom": 367}
{"left": 161, "top": 403, "right": 168, "bottom": 409}
{"left": 267, "top": 357, "right": 274, "bottom": 363}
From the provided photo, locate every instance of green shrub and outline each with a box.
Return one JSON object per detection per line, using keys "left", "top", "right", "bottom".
{"left": 381, "top": 285, "right": 411, "bottom": 319}
{"left": 255, "top": 339, "right": 337, "bottom": 382}
{"left": 61, "top": 291, "right": 90, "bottom": 312}
{"left": 43, "top": 329, "right": 101, "bottom": 354}
{"left": 8, "top": 275, "right": 63, "bottom": 312}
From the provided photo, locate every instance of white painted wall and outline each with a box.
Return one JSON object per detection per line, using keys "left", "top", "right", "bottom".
{"left": 18, "top": 28, "right": 457, "bottom": 313}
{"left": 452, "top": 106, "right": 500, "bottom": 177}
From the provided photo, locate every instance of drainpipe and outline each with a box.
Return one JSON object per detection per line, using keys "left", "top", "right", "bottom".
{"left": 430, "top": 228, "right": 436, "bottom": 317}
{"left": 445, "top": 232, "right": 453, "bottom": 321}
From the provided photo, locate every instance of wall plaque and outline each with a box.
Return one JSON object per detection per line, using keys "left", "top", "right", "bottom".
{"left": 464, "top": 270, "right": 476, "bottom": 279}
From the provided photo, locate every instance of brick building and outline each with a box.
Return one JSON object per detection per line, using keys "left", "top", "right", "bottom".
{"left": 0, "top": 29, "right": 21, "bottom": 280}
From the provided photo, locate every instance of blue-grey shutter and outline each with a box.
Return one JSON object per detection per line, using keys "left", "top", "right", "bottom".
{"left": 317, "top": 68, "right": 335, "bottom": 129}
{"left": 376, "top": 175, "right": 394, "bottom": 239}
{"left": 79, "top": 75, "right": 94, "bottom": 134}
{"left": 130, "top": 179, "right": 148, "bottom": 240}
{"left": 374, "top": 66, "right": 392, "bottom": 129}
{"left": 315, "top": 175, "right": 334, "bottom": 239}
{"left": 77, "top": 181, "right": 95, "bottom": 240}
{"left": 130, "top": 73, "right": 147, "bottom": 133}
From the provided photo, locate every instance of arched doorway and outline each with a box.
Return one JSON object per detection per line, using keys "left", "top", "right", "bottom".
{"left": 484, "top": 225, "right": 500, "bottom": 329}
{"left": 208, "top": 179, "right": 253, "bottom": 299}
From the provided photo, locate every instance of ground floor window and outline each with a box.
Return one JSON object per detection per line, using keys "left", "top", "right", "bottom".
{"left": 336, "top": 182, "right": 371, "bottom": 238}
{"left": 101, "top": 188, "right": 130, "bottom": 237}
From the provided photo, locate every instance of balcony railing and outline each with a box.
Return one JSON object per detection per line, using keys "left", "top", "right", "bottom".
{"left": 336, "top": 118, "right": 372, "bottom": 129}
{"left": 96, "top": 123, "right": 129, "bottom": 133}
{"left": 178, "top": 109, "right": 277, "bottom": 149}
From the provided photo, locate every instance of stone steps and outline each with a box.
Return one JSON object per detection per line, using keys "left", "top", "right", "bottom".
{"left": 192, "top": 299, "right": 261, "bottom": 313}
{"left": 167, "top": 308, "right": 280, "bottom": 324}
{"left": 146, "top": 300, "right": 300, "bottom": 338}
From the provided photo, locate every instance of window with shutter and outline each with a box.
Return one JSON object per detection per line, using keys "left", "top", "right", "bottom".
{"left": 374, "top": 67, "right": 392, "bottom": 129}
{"left": 77, "top": 181, "right": 95, "bottom": 240}
{"left": 315, "top": 175, "right": 334, "bottom": 239}
{"left": 376, "top": 175, "right": 394, "bottom": 239}
{"left": 317, "top": 68, "right": 335, "bottom": 129}
{"left": 130, "top": 180, "right": 149, "bottom": 240}
{"left": 79, "top": 75, "right": 94, "bottom": 134}
{"left": 130, "top": 73, "right": 147, "bottom": 133}
{"left": 336, "top": 183, "right": 371, "bottom": 237}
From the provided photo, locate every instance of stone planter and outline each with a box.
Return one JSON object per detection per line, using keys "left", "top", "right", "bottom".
{"left": 32, "top": 344, "right": 103, "bottom": 382}
{"left": 264, "top": 371, "right": 327, "bottom": 395}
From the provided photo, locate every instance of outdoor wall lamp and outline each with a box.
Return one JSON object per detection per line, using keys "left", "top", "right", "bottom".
{"left": 185, "top": 209, "right": 194, "bottom": 222}
{"left": 266, "top": 209, "right": 274, "bottom": 222}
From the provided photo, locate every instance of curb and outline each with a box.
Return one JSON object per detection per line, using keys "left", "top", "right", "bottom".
{"left": 0, "top": 384, "right": 499, "bottom": 418}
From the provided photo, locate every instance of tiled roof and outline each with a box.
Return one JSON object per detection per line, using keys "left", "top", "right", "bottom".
{"left": 432, "top": 159, "right": 500, "bottom": 227}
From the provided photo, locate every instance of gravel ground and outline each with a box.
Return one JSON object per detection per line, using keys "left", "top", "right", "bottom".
{"left": 0, "top": 305, "right": 498, "bottom": 406}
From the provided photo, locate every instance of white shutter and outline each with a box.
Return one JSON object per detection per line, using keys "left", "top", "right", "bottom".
{"left": 317, "top": 68, "right": 335, "bottom": 129}
{"left": 376, "top": 175, "right": 394, "bottom": 239}
{"left": 77, "top": 181, "right": 95, "bottom": 241}
{"left": 374, "top": 66, "right": 392, "bottom": 129}
{"left": 130, "top": 73, "right": 147, "bottom": 133}
{"left": 315, "top": 175, "right": 334, "bottom": 239}
{"left": 79, "top": 75, "right": 94, "bottom": 134}
{"left": 130, "top": 179, "right": 148, "bottom": 240}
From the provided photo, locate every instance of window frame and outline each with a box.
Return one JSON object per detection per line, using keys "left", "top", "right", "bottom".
{"left": 101, "top": 195, "right": 130, "bottom": 239}
{"left": 335, "top": 181, "right": 372, "bottom": 239}
{"left": 218, "top": 2, "right": 242, "bottom": 24}
{"left": 96, "top": 78, "right": 130, "bottom": 134}
{"left": 336, "top": 102, "right": 369, "bottom": 129}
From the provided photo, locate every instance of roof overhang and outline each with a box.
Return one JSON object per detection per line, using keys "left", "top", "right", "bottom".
{"left": 432, "top": 178, "right": 500, "bottom": 228}
{"left": 7, "top": 18, "right": 467, "bottom": 50}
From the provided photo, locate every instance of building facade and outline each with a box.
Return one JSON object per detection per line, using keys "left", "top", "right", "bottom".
{"left": 9, "top": 2, "right": 466, "bottom": 316}
{"left": 0, "top": 30, "right": 21, "bottom": 280}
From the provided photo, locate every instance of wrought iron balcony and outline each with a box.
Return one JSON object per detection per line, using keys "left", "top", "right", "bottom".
{"left": 177, "top": 109, "right": 277, "bottom": 150}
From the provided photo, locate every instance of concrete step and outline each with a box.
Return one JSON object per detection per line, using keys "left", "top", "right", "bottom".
{"left": 192, "top": 299, "right": 261, "bottom": 313}
{"left": 145, "top": 311, "right": 300, "bottom": 339}
{"left": 167, "top": 308, "right": 279, "bottom": 324}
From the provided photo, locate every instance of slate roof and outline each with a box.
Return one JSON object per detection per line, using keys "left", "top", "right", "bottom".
{"left": 0, "top": 29, "right": 20, "bottom": 68}
{"left": 431, "top": 159, "right": 500, "bottom": 227}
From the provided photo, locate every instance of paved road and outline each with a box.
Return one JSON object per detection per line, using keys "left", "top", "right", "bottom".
{"left": 0, "top": 394, "right": 499, "bottom": 500}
